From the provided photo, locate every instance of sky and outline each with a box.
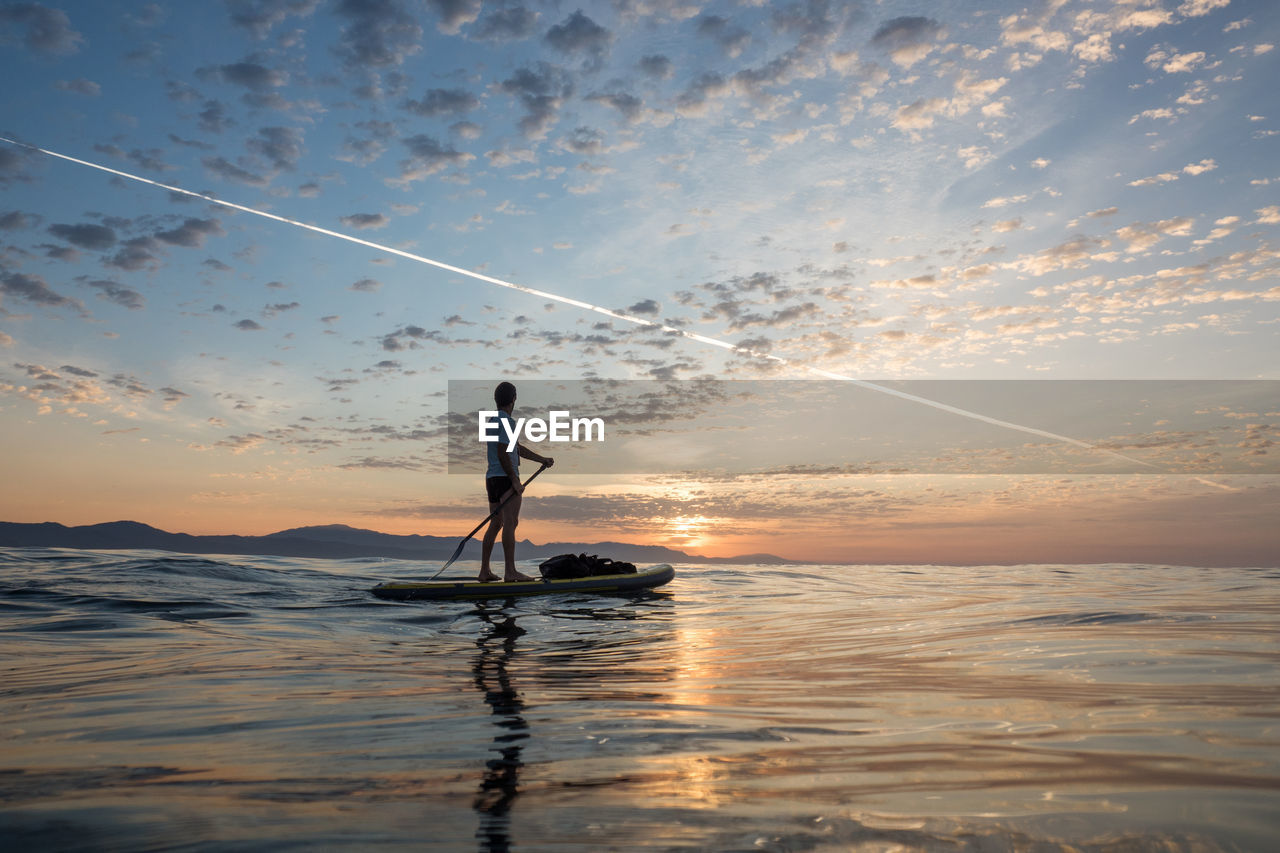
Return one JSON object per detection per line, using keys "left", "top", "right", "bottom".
{"left": 0, "top": 0, "right": 1277, "bottom": 565}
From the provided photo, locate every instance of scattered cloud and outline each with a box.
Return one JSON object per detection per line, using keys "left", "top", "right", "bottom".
{"left": 1, "top": 270, "right": 83, "bottom": 310}
{"left": 403, "top": 87, "right": 480, "bottom": 117}
{"left": 86, "top": 278, "right": 144, "bottom": 310}
{"left": 48, "top": 222, "right": 115, "bottom": 251}
{"left": 334, "top": 0, "right": 423, "bottom": 69}
{"left": 198, "top": 59, "right": 288, "bottom": 91}
{"left": 394, "top": 134, "right": 475, "bottom": 183}
{"left": 696, "top": 14, "right": 750, "bottom": 58}
{"left": 470, "top": 5, "right": 538, "bottom": 42}
{"left": 871, "top": 16, "right": 944, "bottom": 68}
{"left": 54, "top": 77, "right": 100, "bottom": 96}
{"left": 423, "top": 0, "right": 479, "bottom": 34}
{"left": 0, "top": 2, "right": 82, "bottom": 54}
{"left": 155, "top": 217, "right": 223, "bottom": 248}
{"left": 225, "top": 0, "right": 321, "bottom": 39}
{"left": 498, "top": 62, "right": 574, "bottom": 139}
{"left": 544, "top": 9, "right": 612, "bottom": 71}
{"left": 339, "top": 212, "right": 389, "bottom": 230}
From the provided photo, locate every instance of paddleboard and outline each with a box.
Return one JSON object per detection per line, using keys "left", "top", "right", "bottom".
{"left": 371, "top": 563, "right": 675, "bottom": 601}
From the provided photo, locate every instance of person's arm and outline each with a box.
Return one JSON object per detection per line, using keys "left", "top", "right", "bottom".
{"left": 517, "top": 444, "right": 554, "bottom": 468}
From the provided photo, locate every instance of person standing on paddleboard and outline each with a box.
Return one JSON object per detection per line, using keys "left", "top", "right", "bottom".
{"left": 479, "top": 381, "right": 554, "bottom": 583}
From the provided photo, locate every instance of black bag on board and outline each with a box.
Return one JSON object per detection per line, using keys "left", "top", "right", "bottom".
{"left": 538, "top": 553, "right": 638, "bottom": 578}
{"left": 538, "top": 553, "right": 590, "bottom": 578}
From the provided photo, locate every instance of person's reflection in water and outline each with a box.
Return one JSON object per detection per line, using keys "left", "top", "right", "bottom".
{"left": 472, "top": 602, "right": 528, "bottom": 853}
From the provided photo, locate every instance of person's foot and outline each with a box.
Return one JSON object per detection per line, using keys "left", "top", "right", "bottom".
{"left": 477, "top": 569, "right": 500, "bottom": 583}
{"left": 504, "top": 571, "right": 535, "bottom": 582}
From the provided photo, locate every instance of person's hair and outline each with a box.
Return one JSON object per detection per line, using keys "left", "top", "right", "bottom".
{"left": 494, "top": 381, "right": 517, "bottom": 408}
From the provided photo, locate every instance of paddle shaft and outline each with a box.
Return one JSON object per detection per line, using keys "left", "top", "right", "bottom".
{"left": 430, "top": 463, "right": 548, "bottom": 579}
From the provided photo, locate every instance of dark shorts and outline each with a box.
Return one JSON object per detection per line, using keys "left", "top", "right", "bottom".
{"left": 486, "top": 476, "right": 514, "bottom": 504}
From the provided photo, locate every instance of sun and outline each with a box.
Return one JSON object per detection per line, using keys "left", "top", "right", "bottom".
{"left": 666, "top": 514, "right": 711, "bottom": 547}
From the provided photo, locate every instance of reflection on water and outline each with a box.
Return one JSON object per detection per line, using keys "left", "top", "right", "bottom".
{"left": 1, "top": 550, "right": 1278, "bottom": 850}
{"left": 471, "top": 605, "right": 528, "bottom": 853}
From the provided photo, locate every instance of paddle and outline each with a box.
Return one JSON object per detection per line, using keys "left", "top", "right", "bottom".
{"left": 427, "top": 462, "right": 549, "bottom": 580}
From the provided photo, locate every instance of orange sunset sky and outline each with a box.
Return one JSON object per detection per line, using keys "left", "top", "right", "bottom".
{"left": 1, "top": 1, "right": 1278, "bottom": 565}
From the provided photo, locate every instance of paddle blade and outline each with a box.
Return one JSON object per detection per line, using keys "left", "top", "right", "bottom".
{"left": 439, "top": 538, "right": 467, "bottom": 573}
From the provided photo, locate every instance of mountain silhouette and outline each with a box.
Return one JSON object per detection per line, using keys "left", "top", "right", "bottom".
{"left": 0, "top": 520, "right": 788, "bottom": 564}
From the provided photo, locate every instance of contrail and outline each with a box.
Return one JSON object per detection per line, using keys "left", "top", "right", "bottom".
{"left": 1, "top": 134, "right": 1153, "bottom": 468}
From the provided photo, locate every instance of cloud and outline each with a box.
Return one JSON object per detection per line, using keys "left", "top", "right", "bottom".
{"left": 999, "top": 11, "right": 1069, "bottom": 54}
{"left": 202, "top": 155, "right": 268, "bottom": 186}
{"left": 394, "top": 134, "right": 475, "bottom": 183}
{"left": 1128, "top": 170, "right": 1179, "bottom": 187}
{"left": 1072, "top": 32, "right": 1113, "bottom": 63}
{"left": 561, "top": 125, "right": 606, "bottom": 155}
{"left": 485, "top": 147, "right": 537, "bottom": 168}
{"left": 424, "top": 0, "right": 480, "bottom": 35}
{"left": 892, "top": 96, "right": 948, "bottom": 130}
{"left": 199, "top": 60, "right": 288, "bottom": 90}
{"left": 350, "top": 278, "right": 382, "bottom": 292}
{"left": 198, "top": 100, "right": 234, "bottom": 134}
{"left": 1007, "top": 235, "right": 1113, "bottom": 275}
{"left": 498, "top": 62, "right": 574, "bottom": 139}
{"left": 106, "top": 236, "right": 162, "bottom": 271}
{"left": 870, "top": 15, "right": 944, "bottom": 68}
{"left": 0, "top": 210, "right": 32, "bottom": 230}
{"left": 0, "top": 2, "right": 82, "bottom": 54}
{"left": 771, "top": 0, "right": 859, "bottom": 50}
{"left": 53, "top": 77, "right": 99, "bottom": 95}
{"left": 637, "top": 54, "right": 673, "bottom": 79}
{"left": 247, "top": 126, "right": 304, "bottom": 171}
{"left": 234, "top": 319, "right": 263, "bottom": 330}
{"left": 0, "top": 146, "right": 33, "bottom": 188}
{"left": 1, "top": 271, "right": 83, "bottom": 310}
{"left": 1256, "top": 206, "right": 1280, "bottom": 225}
{"left": 214, "top": 433, "right": 267, "bottom": 453}
{"left": 1074, "top": 5, "right": 1173, "bottom": 35}
{"left": 1159, "top": 50, "right": 1207, "bottom": 73}
{"left": 93, "top": 144, "right": 172, "bottom": 172}
{"left": 1114, "top": 216, "right": 1195, "bottom": 253}
{"left": 334, "top": 0, "right": 423, "bottom": 70}
{"left": 86, "top": 278, "right": 145, "bottom": 310}
{"left": 1182, "top": 158, "right": 1216, "bottom": 175}
{"left": 262, "top": 301, "right": 300, "bottom": 318}
{"left": 587, "top": 90, "right": 644, "bottom": 124}
{"left": 675, "top": 72, "right": 730, "bottom": 117}
{"left": 627, "top": 299, "right": 661, "bottom": 315}
{"left": 544, "top": 10, "right": 612, "bottom": 70}
{"left": 1129, "top": 159, "right": 1217, "bottom": 186}
{"left": 47, "top": 222, "right": 115, "bottom": 250}
{"left": 470, "top": 5, "right": 538, "bottom": 42}
{"left": 891, "top": 71, "right": 1006, "bottom": 132}
{"left": 155, "top": 217, "right": 224, "bottom": 248}
{"left": 381, "top": 323, "right": 461, "bottom": 351}
{"left": 225, "top": 0, "right": 320, "bottom": 38}
{"left": 403, "top": 87, "right": 480, "bottom": 117}
{"left": 695, "top": 14, "right": 750, "bottom": 58}
{"left": 339, "top": 212, "right": 389, "bottom": 230}
{"left": 982, "top": 194, "right": 1029, "bottom": 209}
{"left": 1178, "top": 0, "right": 1230, "bottom": 15}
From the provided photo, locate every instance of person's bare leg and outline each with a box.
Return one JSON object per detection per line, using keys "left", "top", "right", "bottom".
{"left": 501, "top": 493, "right": 533, "bottom": 582}
{"left": 478, "top": 507, "right": 501, "bottom": 582}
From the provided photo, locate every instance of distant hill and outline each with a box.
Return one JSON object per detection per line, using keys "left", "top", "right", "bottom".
{"left": 0, "top": 520, "right": 790, "bottom": 565}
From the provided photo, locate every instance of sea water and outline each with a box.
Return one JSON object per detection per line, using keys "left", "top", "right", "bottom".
{"left": 1, "top": 547, "right": 1277, "bottom": 851}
